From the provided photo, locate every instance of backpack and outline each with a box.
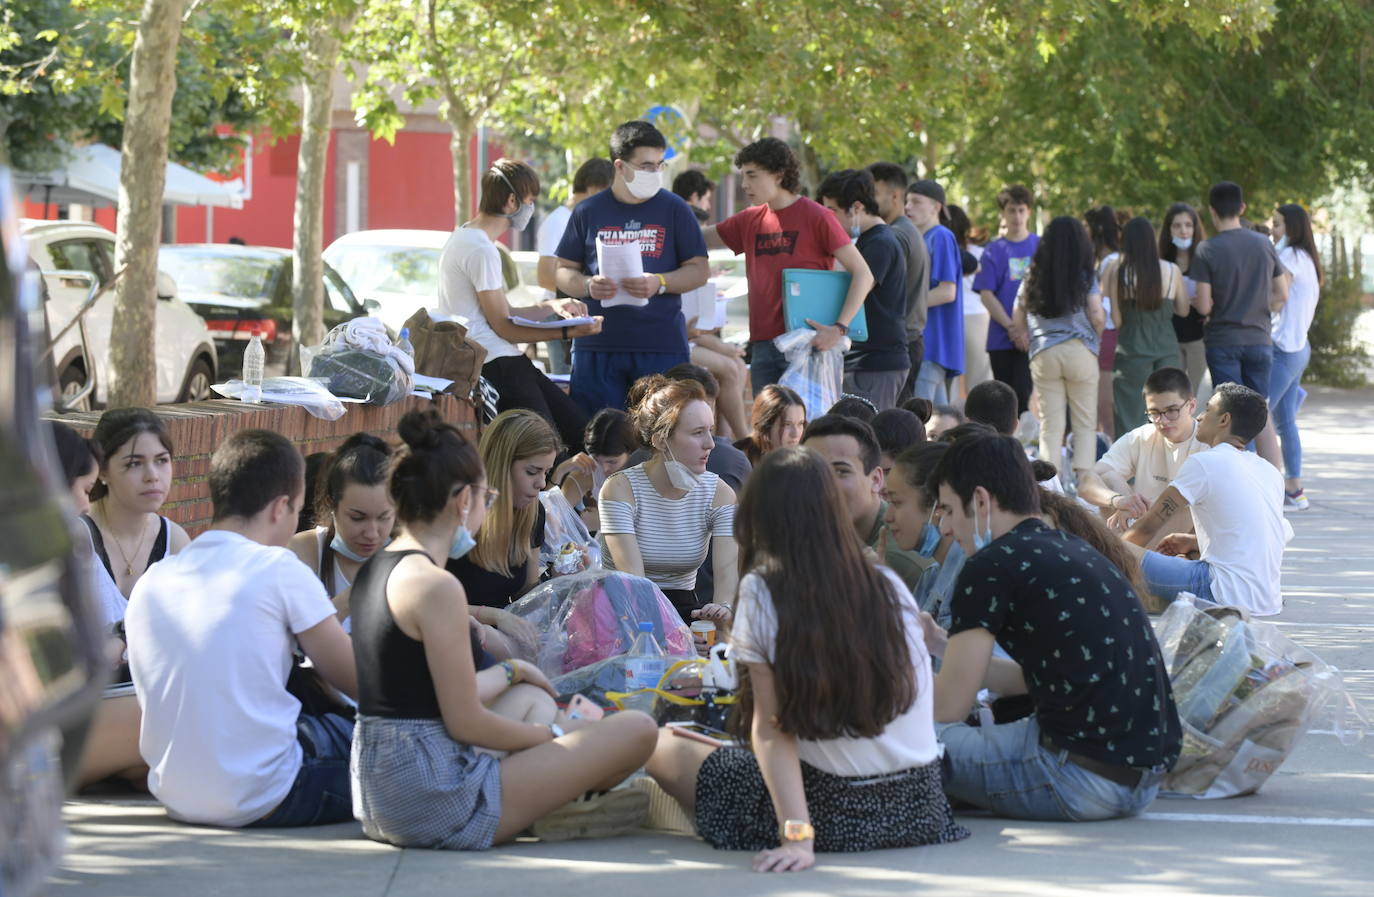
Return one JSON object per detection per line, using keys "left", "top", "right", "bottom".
{"left": 403, "top": 308, "right": 487, "bottom": 403}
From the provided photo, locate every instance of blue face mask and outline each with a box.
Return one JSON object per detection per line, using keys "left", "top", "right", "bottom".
{"left": 917, "top": 507, "right": 941, "bottom": 557}
{"left": 448, "top": 525, "right": 477, "bottom": 559}
{"left": 329, "top": 531, "right": 372, "bottom": 563}
{"left": 971, "top": 501, "right": 993, "bottom": 552}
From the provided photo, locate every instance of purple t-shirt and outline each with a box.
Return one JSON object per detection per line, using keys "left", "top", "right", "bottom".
{"left": 972, "top": 235, "right": 1039, "bottom": 352}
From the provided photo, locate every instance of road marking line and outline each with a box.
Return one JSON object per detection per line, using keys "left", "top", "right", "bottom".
{"left": 1142, "top": 812, "right": 1374, "bottom": 828}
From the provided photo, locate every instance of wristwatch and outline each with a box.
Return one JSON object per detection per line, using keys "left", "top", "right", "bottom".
{"left": 834, "top": 321, "right": 850, "bottom": 335}
{"left": 547, "top": 722, "right": 566, "bottom": 739}
{"left": 655, "top": 273, "right": 668, "bottom": 295}
{"left": 782, "top": 819, "right": 814, "bottom": 842}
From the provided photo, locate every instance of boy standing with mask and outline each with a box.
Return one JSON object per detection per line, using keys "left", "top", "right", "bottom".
{"left": 556, "top": 121, "right": 710, "bottom": 414}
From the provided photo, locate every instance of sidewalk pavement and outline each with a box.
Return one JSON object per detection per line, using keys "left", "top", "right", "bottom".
{"left": 44, "top": 386, "right": 1374, "bottom": 897}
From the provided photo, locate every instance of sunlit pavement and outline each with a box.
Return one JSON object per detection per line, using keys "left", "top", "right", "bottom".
{"left": 46, "top": 385, "right": 1374, "bottom": 897}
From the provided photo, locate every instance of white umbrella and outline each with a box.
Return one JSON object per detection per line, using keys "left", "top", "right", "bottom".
{"left": 15, "top": 144, "right": 243, "bottom": 209}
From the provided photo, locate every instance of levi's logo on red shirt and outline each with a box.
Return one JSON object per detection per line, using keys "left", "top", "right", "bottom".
{"left": 754, "top": 230, "right": 800, "bottom": 257}
{"left": 598, "top": 223, "right": 667, "bottom": 259}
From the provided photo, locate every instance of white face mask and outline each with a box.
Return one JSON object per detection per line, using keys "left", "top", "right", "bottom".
{"left": 1171, "top": 236, "right": 1192, "bottom": 251}
{"left": 508, "top": 201, "right": 534, "bottom": 232}
{"left": 971, "top": 499, "right": 993, "bottom": 552}
{"left": 1275, "top": 235, "right": 1289, "bottom": 251}
{"left": 662, "top": 445, "right": 702, "bottom": 491}
{"left": 625, "top": 167, "right": 662, "bottom": 200}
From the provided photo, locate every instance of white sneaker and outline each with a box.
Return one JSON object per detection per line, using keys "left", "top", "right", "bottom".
{"left": 1283, "top": 490, "right": 1310, "bottom": 512}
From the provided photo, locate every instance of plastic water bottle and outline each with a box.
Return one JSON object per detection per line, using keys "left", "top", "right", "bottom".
{"left": 396, "top": 327, "right": 414, "bottom": 358}
{"left": 242, "top": 331, "right": 264, "bottom": 403}
{"left": 621, "top": 621, "right": 665, "bottom": 714}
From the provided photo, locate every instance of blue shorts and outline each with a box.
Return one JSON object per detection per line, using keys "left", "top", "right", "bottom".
{"left": 571, "top": 349, "right": 690, "bottom": 415}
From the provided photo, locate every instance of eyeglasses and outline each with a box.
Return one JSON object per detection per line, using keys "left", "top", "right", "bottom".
{"left": 482, "top": 486, "right": 500, "bottom": 509}
{"left": 624, "top": 160, "right": 668, "bottom": 173}
{"left": 1145, "top": 405, "right": 1187, "bottom": 423}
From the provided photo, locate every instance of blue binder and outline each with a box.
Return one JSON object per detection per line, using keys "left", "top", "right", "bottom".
{"left": 781, "top": 269, "right": 869, "bottom": 343}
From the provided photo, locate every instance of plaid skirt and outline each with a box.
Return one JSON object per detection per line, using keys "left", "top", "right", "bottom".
{"left": 351, "top": 715, "right": 503, "bottom": 850}
{"left": 694, "top": 747, "right": 969, "bottom": 852}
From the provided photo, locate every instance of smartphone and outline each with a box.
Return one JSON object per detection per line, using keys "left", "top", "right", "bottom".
{"left": 666, "top": 720, "right": 737, "bottom": 747}
{"left": 567, "top": 693, "right": 605, "bottom": 721}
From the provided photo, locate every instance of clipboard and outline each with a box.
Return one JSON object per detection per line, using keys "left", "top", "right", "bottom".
{"left": 781, "top": 269, "right": 869, "bottom": 342}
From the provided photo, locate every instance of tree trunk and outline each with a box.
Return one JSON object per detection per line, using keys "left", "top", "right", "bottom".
{"left": 447, "top": 112, "right": 475, "bottom": 223}
{"left": 290, "top": 20, "right": 351, "bottom": 372}
{"left": 797, "top": 141, "right": 821, "bottom": 196}
{"left": 108, "top": 0, "right": 187, "bottom": 409}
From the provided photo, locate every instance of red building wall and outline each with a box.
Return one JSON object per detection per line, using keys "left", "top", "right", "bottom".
{"left": 366, "top": 131, "right": 457, "bottom": 232}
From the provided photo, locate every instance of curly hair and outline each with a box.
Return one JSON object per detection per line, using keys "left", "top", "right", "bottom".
{"left": 734, "top": 137, "right": 800, "bottom": 194}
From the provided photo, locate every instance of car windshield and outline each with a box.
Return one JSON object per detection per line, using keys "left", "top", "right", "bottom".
{"left": 325, "top": 245, "right": 440, "bottom": 298}
{"left": 157, "top": 251, "right": 279, "bottom": 301}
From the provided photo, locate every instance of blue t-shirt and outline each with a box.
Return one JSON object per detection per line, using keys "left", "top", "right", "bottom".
{"left": 922, "top": 224, "right": 965, "bottom": 374}
{"left": 554, "top": 188, "right": 708, "bottom": 354}
{"left": 972, "top": 234, "right": 1039, "bottom": 352}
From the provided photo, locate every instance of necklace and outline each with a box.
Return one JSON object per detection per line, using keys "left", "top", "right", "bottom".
{"left": 99, "top": 504, "right": 153, "bottom": 577}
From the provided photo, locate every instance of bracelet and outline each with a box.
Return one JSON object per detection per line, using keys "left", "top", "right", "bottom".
{"left": 1109, "top": 494, "right": 1122, "bottom": 510}
{"left": 655, "top": 273, "right": 668, "bottom": 295}
{"left": 501, "top": 660, "right": 517, "bottom": 686}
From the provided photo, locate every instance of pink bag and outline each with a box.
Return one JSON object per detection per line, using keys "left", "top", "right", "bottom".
{"left": 561, "top": 574, "right": 693, "bottom": 673}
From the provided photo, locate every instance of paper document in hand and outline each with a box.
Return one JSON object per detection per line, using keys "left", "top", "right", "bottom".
{"left": 508, "top": 315, "right": 597, "bottom": 329}
{"left": 681, "top": 282, "right": 725, "bottom": 330}
{"left": 595, "top": 236, "right": 648, "bottom": 307}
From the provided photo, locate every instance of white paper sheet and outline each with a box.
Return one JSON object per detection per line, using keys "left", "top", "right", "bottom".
{"left": 595, "top": 236, "right": 648, "bottom": 307}
{"left": 412, "top": 373, "right": 455, "bottom": 392}
{"left": 681, "top": 281, "right": 725, "bottom": 330}
{"left": 508, "top": 315, "right": 597, "bottom": 329}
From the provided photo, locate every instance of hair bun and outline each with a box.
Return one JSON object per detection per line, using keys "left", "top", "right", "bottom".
{"left": 626, "top": 373, "right": 672, "bottom": 418}
{"left": 1030, "top": 459, "right": 1059, "bottom": 482}
{"left": 397, "top": 409, "right": 447, "bottom": 452}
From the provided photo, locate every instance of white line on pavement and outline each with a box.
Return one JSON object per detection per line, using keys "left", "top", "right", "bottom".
{"left": 1142, "top": 812, "right": 1374, "bottom": 827}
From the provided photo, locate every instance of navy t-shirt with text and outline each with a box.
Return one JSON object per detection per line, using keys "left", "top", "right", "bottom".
{"left": 555, "top": 188, "right": 708, "bottom": 355}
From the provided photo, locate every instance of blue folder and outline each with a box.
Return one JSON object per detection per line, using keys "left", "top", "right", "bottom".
{"left": 781, "top": 269, "right": 869, "bottom": 343}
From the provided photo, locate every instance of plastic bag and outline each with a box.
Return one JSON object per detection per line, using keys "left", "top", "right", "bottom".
{"left": 775, "top": 327, "right": 849, "bottom": 421}
{"left": 538, "top": 488, "right": 598, "bottom": 572}
{"left": 212, "top": 377, "right": 346, "bottom": 420}
{"left": 1154, "top": 595, "right": 1365, "bottom": 798}
{"left": 505, "top": 569, "right": 695, "bottom": 680}
{"left": 301, "top": 318, "right": 413, "bottom": 405}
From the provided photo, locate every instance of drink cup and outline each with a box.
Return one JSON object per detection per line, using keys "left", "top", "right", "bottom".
{"left": 690, "top": 620, "right": 717, "bottom": 647}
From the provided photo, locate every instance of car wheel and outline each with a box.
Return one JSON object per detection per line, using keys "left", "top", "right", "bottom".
{"left": 58, "top": 364, "right": 91, "bottom": 412}
{"left": 178, "top": 357, "right": 215, "bottom": 403}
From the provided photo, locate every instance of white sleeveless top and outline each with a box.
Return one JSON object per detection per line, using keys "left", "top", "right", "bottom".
{"left": 598, "top": 464, "right": 734, "bottom": 590}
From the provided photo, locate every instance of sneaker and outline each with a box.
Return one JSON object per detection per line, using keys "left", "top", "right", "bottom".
{"left": 530, "top": 786, "right": 649, "bottom": 842}
{"left": 1284, "top": 490, "right": 1310, "bottom": 511}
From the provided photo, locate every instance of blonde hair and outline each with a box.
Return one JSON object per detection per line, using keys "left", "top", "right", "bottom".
{"left": 626, "top": 374, "right": 707, "bottom": 453}
{"left": 470, "top": 409, "right": 560, "bottom": 576}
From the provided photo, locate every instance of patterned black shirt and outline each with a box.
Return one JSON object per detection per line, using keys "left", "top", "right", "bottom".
{"left": 949, "top": 518, "right": 1181, "bottom": 769}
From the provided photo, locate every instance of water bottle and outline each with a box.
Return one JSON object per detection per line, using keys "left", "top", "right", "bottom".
{"left": 242, "top": 331, "right": 264, "bottom": 403}
{"left": 621, "top": 621, "right": 665, "bottom": 714}
{"left": 396, "top": 327, "right": 415, "bottom": 358}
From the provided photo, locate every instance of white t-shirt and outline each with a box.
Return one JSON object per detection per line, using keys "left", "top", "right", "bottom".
{"left": 1098, "top": 252, "right": 1118, "bottom": 330}
{"left": 125, "top": 530, "right": 337, "bottom": 826}
{"left": 962, "top": 244, "right": 985, "bottom": 317}
{"left": 1171, "top": 444, "right": 1292, "bottom": 616}
{"left": 729, "top": 567, "right": 940, "bottom": 776}
{"left": 437, "top": 225, "right": 520, "bottom": 361}
{"left": 537, "top": 205, "right": 573, "bottom": 302}
{"left": 1273, "top": 247, "right": 1319, "bottom": 353}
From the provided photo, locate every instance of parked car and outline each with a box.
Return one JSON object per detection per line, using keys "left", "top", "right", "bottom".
{"left": 323, "top": 228, "right": 542, "bottom": 333}
{"left": 158, "top": 244, "right": 373, "bottom": 378}
{"left": 21, "top": 219, "right": 219, "bottom": 409}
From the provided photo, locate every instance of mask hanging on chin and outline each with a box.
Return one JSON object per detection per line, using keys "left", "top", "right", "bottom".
{"left": 625, "top": 167, "right": 662, "bottom": 200}
{"left": 330, "top": 530, "right": 386, "bottom": 563}
{"left": 1171, "top": 236, "right": 1192, "bottom": 251}
{"left": 449, "top": 524, "right": 477, "bottom": 559}
{"left": 1275, "top": 235, "right": 1289, "bottom": 251}
{"left": 507, "top": 201, "right": 535, "bottom": 232}
{"left": 662, "top": 445, "right": 702, "bottom": 491}
{"left": 917, "top": 507, "right": 941, "bottom": 557}
{"left": 971, "top": 499, "right": 994, "bottom": 552}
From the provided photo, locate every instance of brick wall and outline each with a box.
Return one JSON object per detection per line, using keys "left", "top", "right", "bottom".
{"left": 49, "top": 396, "right": 478, "bottom": 536}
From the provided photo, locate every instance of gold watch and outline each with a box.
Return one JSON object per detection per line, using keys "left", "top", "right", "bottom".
{"left": 782, "top": 819, "right": 814, "bottom": 842}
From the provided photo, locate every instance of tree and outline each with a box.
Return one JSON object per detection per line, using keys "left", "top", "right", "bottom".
{"left": 106, "top": 0, "right": 186, "bottom": 408}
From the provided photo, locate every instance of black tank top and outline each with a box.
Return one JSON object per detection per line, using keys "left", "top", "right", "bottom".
{"left": 351, "top": 549, "right": 492, "bottom": 718}
{"left": 81, "top": 514, "right": 169, "bottom": 581}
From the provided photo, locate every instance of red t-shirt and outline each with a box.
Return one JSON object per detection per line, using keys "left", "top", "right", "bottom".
{"left": 717, "top": 196, "right": 851, "bottom": 342}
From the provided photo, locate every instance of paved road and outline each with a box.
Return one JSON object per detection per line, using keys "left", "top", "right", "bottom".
{"left": 45, "top": 386, "right": 1374, "bottom": 897}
